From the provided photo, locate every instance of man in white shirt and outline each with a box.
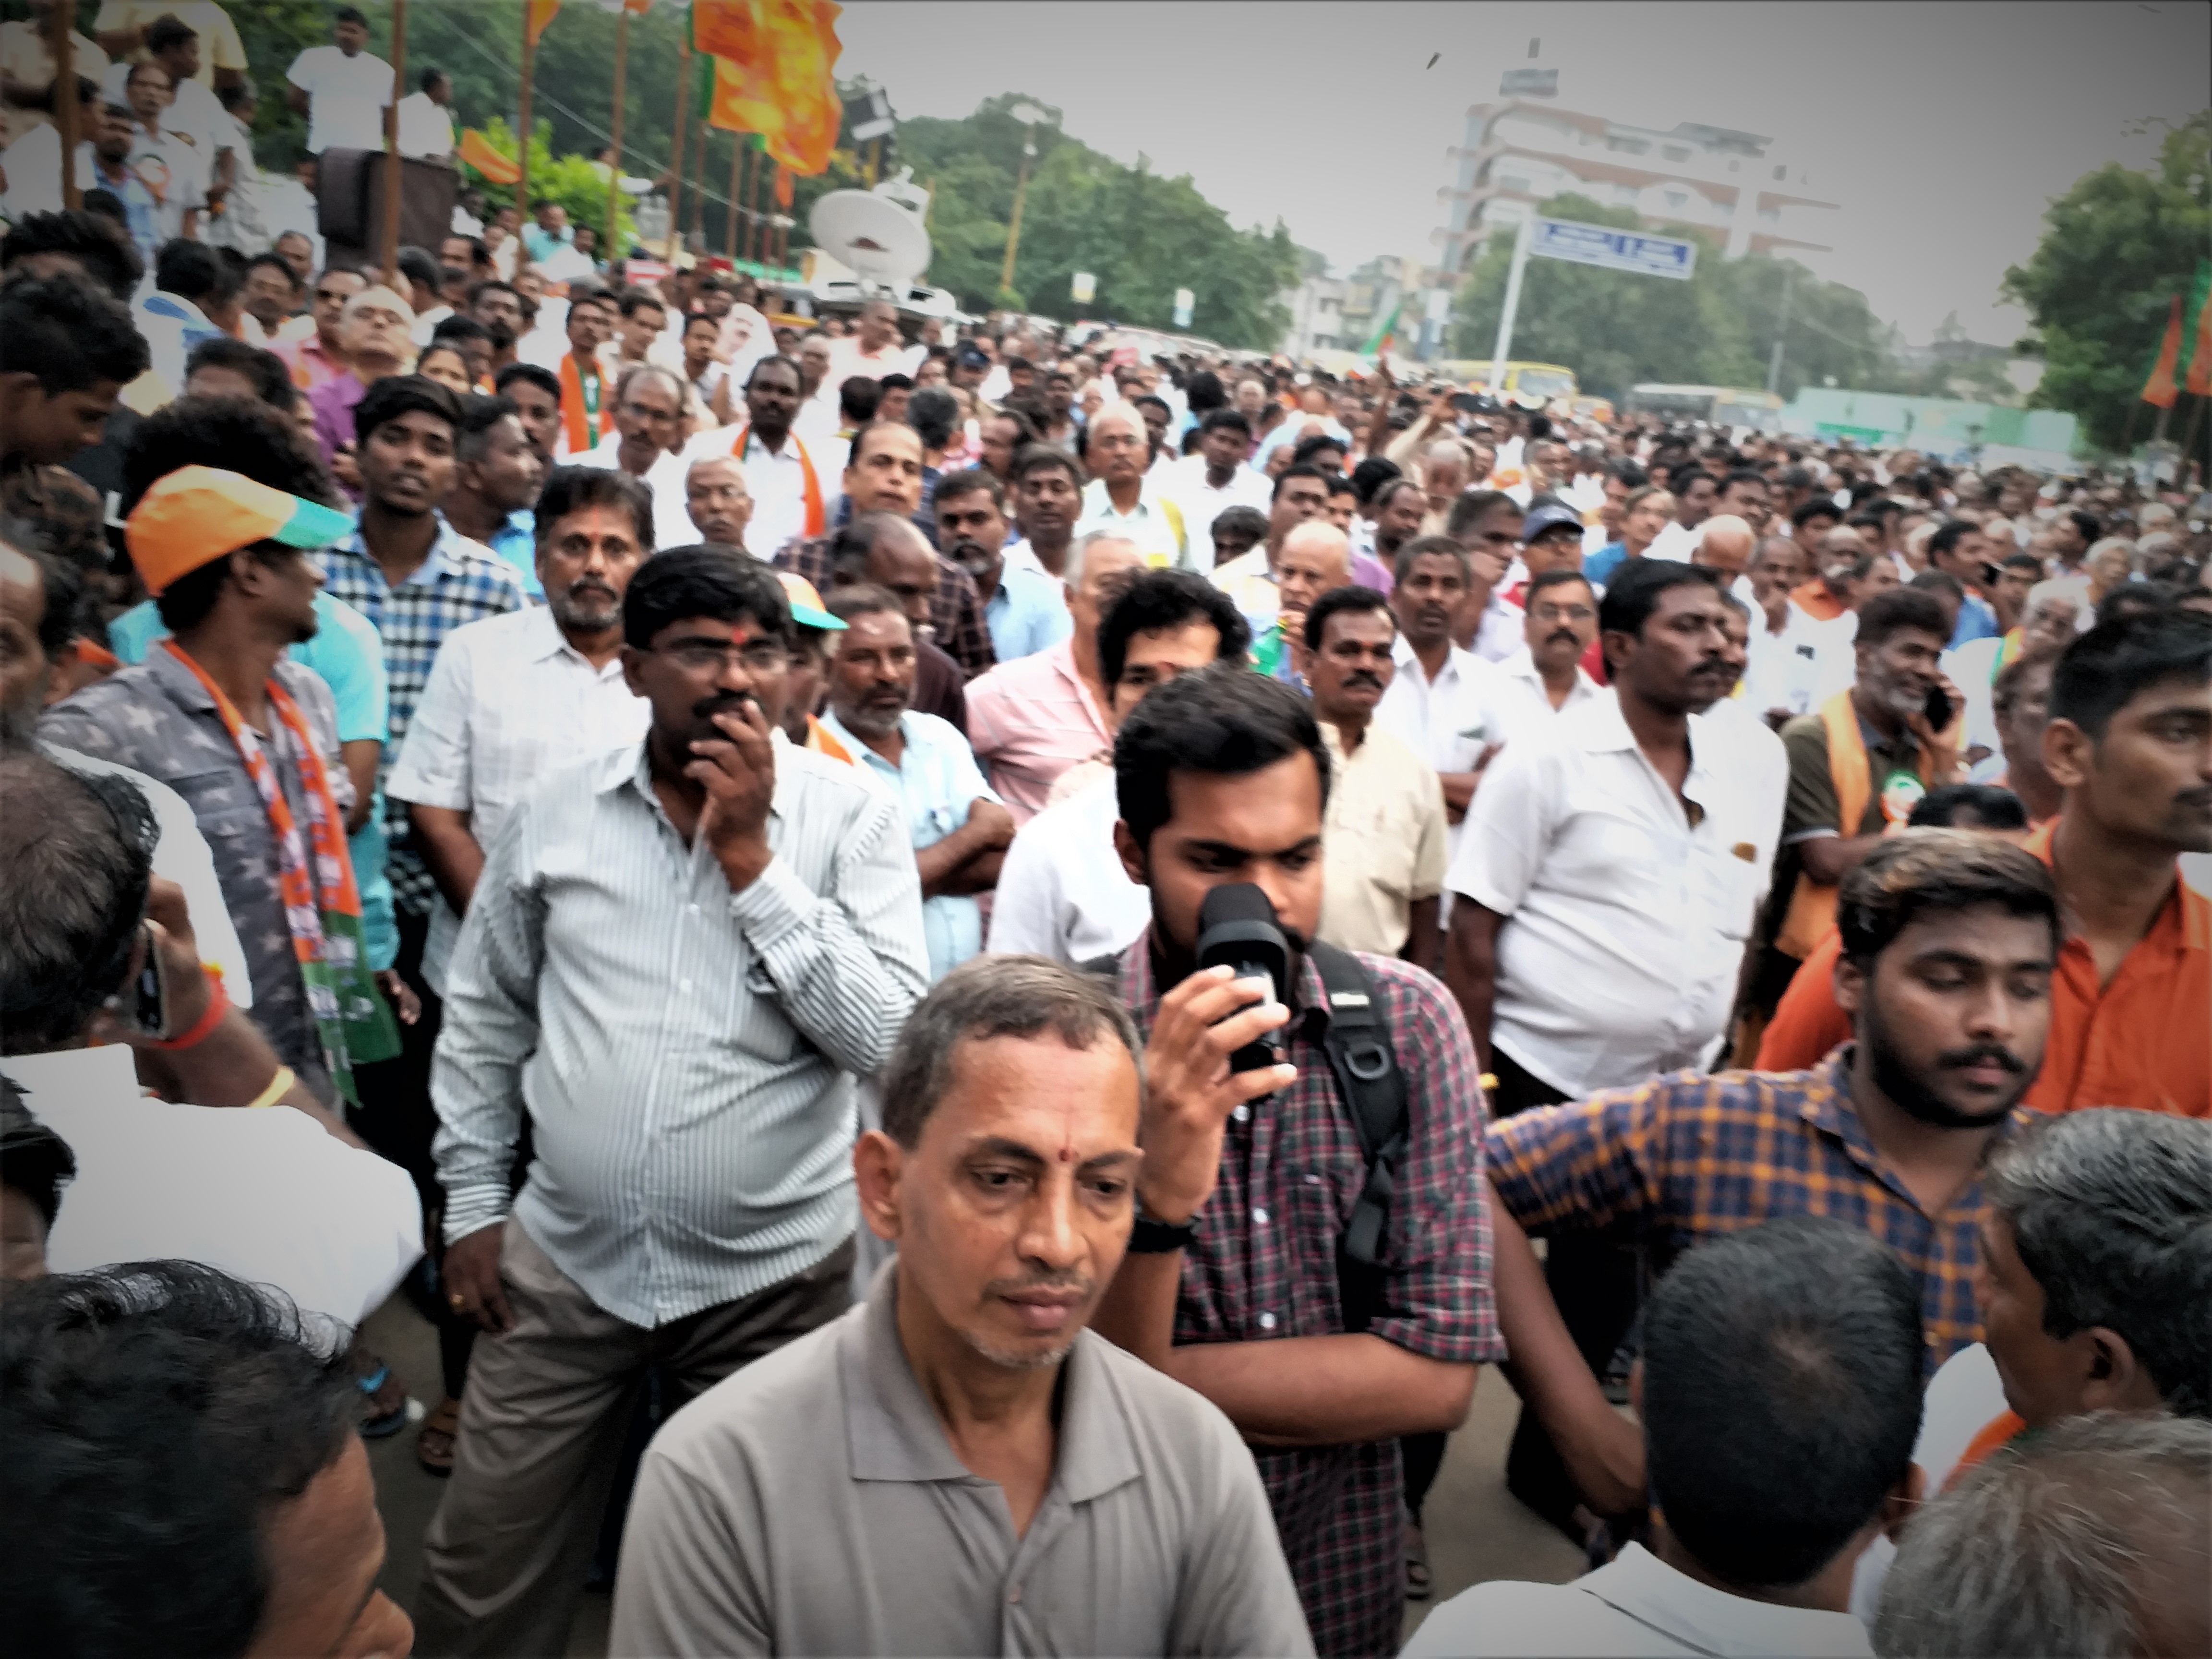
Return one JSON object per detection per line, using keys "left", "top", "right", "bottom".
{"left": 822, "top": 297, "right": 920, "bottom": 386}
{"left": 1155, "top": 408, "right": 1270, "bottom": 569}
{"left": 387, "top": 468, "right": 655, "bottom": 1000}
{"left": 1742, "top": 534, "right": 1853, "bottom": 725}
{"left": 575, "top": 365, "right": 697, "bottom": 549}
{"left": 285, "top": 6, "right": 391, "bottom": 159}
{"left": 1407, "top": 1218, "right": 1914, "bottom": 1659}
{"left": 1445, "top": 560, "right": 1785, "bottom": 1110}
{"left": 118, "top": 60, "right": 207, "bottom": 243}
{"left": 395, "top": 66, "right": 455, "bottom": 161}
{"left": 1073, "top": 402, "right": 1188, "bottom": 569}
{"left": 1647, "top": 467, "right": 1716, "bottom": 561}
{"left": 1374, "top": 536, "right": 1508, "bottom": 866}
{"left": 986, "top": 569, "right": 1250, "bottom": 963}
{"left": 687, "top": 355, "right": 829, "bottom": 561}
{"left": 1486, "top": 567, "right": 1603, "bottom": 750}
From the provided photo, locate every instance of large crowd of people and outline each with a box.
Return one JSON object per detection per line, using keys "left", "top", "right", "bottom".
{"left": 2, "top": 31, "right": 2211, "bottom": 1652}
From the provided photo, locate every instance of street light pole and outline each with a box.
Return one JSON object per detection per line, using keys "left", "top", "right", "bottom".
{"left": 1487, "top": 212, "right": 1533, "bottom": 389}
{"left": 998, "top": 101, "right": 1046, "bottom": 296}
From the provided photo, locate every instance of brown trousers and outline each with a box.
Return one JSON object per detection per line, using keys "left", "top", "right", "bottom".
{"left": 411, "top": 1219, "right": 854, "bottom": 1658}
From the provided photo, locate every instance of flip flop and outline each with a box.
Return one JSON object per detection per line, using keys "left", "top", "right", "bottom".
{"left": 356, "top": 1362, "right": 410, "bottom": 1440}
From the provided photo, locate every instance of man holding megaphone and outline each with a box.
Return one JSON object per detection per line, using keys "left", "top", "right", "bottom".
{"left": 1085, "top": 663, "right": 1500, "bottom": 1659}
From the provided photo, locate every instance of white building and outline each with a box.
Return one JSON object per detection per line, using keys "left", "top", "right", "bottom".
{"left": 1278, "top": 274, "right": 1348, "bottom": 359}
{"left": 1433, "top": 97, "right": 1839, "bottom": 276}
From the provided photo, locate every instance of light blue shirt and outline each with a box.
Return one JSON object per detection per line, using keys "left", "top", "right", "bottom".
{"left": 820, "top": 709, "right": 999, "bottom": 982}
{"left": 1948, "top": 590, "right": 2000, "bottom": 649}
{"left": 522, "top": 222, "right": 574, "bottom": 262}
{"left": 105, "top": 591, "right": 400, "bottom": 970}
{"left": 486, "top": 507, "right": 542, "bottom": 600}
{"left": 984, "top": 561, "right": 1073, "bottom": 664}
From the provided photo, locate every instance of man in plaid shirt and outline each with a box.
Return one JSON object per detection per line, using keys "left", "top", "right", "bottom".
{"left": 1090, "top": 666, "right": 1500, "bottom": 1658}
{"left": 1484, "top": 830, "right": 2062, "bottom": 1532}
{"left": 314, "top": 375, "right": 524, "bottom": 1229}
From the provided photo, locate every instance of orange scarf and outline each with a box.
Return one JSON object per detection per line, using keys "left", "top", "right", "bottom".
{"left": 559, "top": 352, "right": 613, "bottom": 456}
{"left": 725, "top": 424, "right": 825, "bottom": 537}
{"left": 1776, "top": 691, "right": 1932, "bottom": 959}
{"left": 158, "top": 641, "right": 398, "bottom": 1102}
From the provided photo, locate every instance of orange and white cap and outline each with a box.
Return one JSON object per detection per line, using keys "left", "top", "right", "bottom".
{"left": 124, "top": 467, "right": 354, "bottom": 597}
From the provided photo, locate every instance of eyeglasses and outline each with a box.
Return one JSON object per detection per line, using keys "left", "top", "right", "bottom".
{"left": 1529, "top": 603, "right": 1596, "bottom": 625}
{"left": 655, "top": 640, "right": 788, "bottom": 673}
{"left": 621, "top": 402, "right": 679, "bottom": 423}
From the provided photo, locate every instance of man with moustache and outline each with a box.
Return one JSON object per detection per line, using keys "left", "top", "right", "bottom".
{"left": 935, "top": 467, "right": 1070, "bottom": 665}
{"left": 684, "top": 455, "right": 754, "bottom": 552}
{"left": 1304, "top": 586, "right": 1448, "bottom": 964}
{"left": 1483, "top": 567, "right": 1602, "bottom": 749}
{"left": 691, "top": 355, "right": 828, "bottom": 561}
{"left": 818, "top": 585, "right": 1012, "bottom": 982}
{"left": 416, "top": 549, "right": 929, "bottom": 1657}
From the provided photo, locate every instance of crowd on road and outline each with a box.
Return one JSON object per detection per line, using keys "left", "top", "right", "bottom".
{"left": 3, "top": 28, "right": 2212, "bottom": 1651}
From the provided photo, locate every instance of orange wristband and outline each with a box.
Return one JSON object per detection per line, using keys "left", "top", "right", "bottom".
{"left": 149, "top": 974, "right": 231, "bottom": 1051}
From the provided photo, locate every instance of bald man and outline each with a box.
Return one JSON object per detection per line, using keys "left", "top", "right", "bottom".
{"left": 1791, "top": 525, "right": 1870, "bottom": 623}
{"left": 1692, "top": 512, "right": 1758, "bottom": 611}
{"left": 1073, "top": 401, "right": 1189, "bottom": 568}
{"left": 685, "top": 455, "right": 753, "bottom": 551}
{"left": 1256, "top": 520, "right": 1352, "bottom": 687}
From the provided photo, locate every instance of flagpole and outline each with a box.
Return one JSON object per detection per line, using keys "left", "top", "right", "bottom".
{"left": 515, "top": 7, "right": 538, "bottom": 279}
{"left": 381, "top": 0, "right": 408, "bottom": 289}
{"left": 603, "top": 6, "right": 631, "bottom": 262}
{"left": 734, "top": 135, "right": 752, "bottom": 261}
{"left": 664, "top": 33, "right": 690, "bottom": 259}
{"left": 691, "top": 120, "right": 709, "bottom": 247}
{"left": 743, "top": 139, "right": 759, "bottom": 264}
{"left": 49, "top": 1, "right": 78, "bottom": 208}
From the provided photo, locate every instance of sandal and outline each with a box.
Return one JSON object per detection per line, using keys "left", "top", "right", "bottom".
{"left": 416, "top": 1395, "right": 462, "bottom": 1476}
{"left": 356, "top": 1360, "right": 411, "bottom": 1439}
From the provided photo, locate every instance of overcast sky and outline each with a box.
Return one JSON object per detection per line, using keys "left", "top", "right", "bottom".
{"left": 836, "top": 1, "right": 2211, "bottom": 346}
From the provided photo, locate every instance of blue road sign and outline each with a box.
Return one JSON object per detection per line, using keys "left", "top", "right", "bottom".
{"left": 1529, "top": 217, "right": 1698, "bottom": 281}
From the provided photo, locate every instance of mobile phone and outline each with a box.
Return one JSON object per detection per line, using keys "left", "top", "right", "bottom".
{"left": 1924, "top": 686, "right": 1954, "bottom": 731}
{"left": 1451, "top": 392, "right": 1484, "bottom": 414}
{"left": 125, "top": 921, "right": 172, "bottom": 1040}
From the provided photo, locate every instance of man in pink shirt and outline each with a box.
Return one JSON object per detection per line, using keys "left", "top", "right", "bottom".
{"left": 964, "top": 530, "right": 1145, "bottom": 821}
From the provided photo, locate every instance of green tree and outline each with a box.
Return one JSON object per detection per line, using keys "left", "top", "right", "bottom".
{"left": 463, "top": 118, "right": 634, "bottom": 252}
{"left": 2002, "top": 110, "right": 2211, "bottom": 451}
{"left": 1448, "top": 194, "right": 1901, "bottom": 401}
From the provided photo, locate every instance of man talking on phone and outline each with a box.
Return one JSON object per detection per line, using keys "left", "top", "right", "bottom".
{"left": 414, "top": 548, "right": 930, "bottom": 1658}
{"left": 1744, "top": 588, "right": 1964, "bottom": 1035}
{"left": 1088, "top": 664, "right": 1500, "bottom": 1655}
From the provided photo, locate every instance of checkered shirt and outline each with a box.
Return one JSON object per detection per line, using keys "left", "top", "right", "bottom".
{"left": 1108, "top": 932, "right": 1504, "bottom": 1659}
{"left": 316, "top": 518, "right": 525, "bottom": 912}
{"left": 1486, "top": 1045, "right": 2033, "bottom": 1375}
{"left": 779, "top": 533, "right": 997, "bottom": 679}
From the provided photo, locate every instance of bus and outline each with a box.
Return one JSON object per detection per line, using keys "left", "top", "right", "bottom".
{"left": 1435, "top": 360, "right": 1580, "bottom": 407}
{"left": 1624, "top": 385, "right": 1785, "bottom": 432}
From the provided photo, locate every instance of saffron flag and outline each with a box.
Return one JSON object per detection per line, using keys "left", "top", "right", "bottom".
{"left": 526, "top": 0, "right": 560, "bottom": 47}
{"left": 457, "top": 129, "right": 522, "bottom": 184}
{"left": 692, "top": 0, "right": 842, "bottom": 176}
{"left": 2141, "top": 294, "right": 2183, "bottom": 409}
{"left": 2186, "top": 262, "right": 2212, "bottom": 398}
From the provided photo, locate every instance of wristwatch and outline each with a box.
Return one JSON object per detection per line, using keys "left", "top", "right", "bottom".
{"left": 1128, "top": 1204, "right": 1199, "bottom": 1254}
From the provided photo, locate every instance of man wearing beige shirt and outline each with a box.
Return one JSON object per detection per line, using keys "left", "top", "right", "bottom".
{"left": 1306, "top": 586, "right": 1448, "bottom": 966}
{"left": 610, "top": 957, "right": 1312, "bottom": 1659}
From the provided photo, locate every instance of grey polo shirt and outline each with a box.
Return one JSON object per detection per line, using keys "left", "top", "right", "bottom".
{"left": 609, "top": 1264, "right": 1314, "bottom": 1658}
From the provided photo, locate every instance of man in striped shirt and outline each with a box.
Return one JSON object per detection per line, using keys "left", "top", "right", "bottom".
{"left": 411, "top": 552, "right": 929, "bottom": 1657}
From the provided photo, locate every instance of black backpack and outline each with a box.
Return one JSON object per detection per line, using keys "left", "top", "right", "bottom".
{"left": 1089, "top": 941, "right": 1408, "bottom": 1335}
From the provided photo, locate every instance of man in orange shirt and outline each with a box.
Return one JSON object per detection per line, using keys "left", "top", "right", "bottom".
{"left": 1761, "top": 610, "right": 2209, "bottom": 1117}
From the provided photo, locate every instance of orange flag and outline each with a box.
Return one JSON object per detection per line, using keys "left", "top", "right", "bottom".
{"left": 2188, "top": 292, "right": 2212, "bottom": 398}
{"left": 526, "top": 0, "right": 561, "bottom": 46}
{"left": 2141, "top": 294, "right": 2183, "bottom": 409}
{"left": 693, "top": 0, "right": 842, "bottom": 175}
{"left": 457, "top": 129, "right": 522, "bottom": 184}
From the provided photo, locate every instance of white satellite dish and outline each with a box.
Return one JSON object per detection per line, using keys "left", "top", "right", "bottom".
{"left": 808, "top": 171, "right": 931, "bottom": 290}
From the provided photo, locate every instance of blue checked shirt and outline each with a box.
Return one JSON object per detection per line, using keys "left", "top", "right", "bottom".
{"left": 318, "top": 517, "right": 526, "bottom": 913}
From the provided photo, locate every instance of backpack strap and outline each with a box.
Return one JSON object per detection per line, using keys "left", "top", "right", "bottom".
{"left": 1307, "top": 941, "right": 1409, "bottom": 1334}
